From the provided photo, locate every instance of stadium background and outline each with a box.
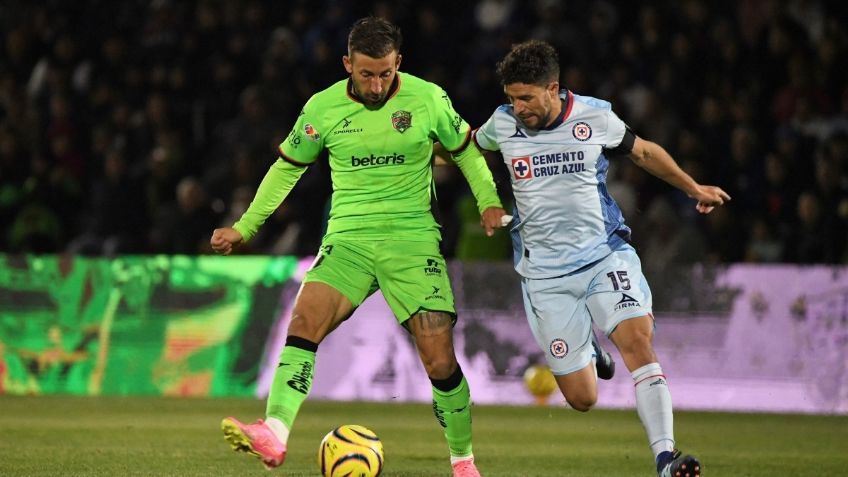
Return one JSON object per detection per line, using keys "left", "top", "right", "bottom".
{"left": 2, "top": 0, "right": 847, "bottom": 263}
{"left": 1, "top": 0, "right": 848, "bottom": 412}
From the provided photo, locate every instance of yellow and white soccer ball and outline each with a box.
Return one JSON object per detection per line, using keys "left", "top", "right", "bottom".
{"left": 523, "top": 364, "right": 558, "bottom": 398}
{"left": 318, "top": 424, "right": 384, "bottom": 477}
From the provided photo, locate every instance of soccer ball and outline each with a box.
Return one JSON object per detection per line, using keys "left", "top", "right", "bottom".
{"left": 523, "top": 364, "right": 558, "bottom": 398}
{"left": 318, "top": 424, "right": 384, "bottom": 477}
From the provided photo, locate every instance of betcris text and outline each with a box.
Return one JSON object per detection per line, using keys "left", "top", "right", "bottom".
{"left": 351, "top": 153, "right": 405, "bottom": 167}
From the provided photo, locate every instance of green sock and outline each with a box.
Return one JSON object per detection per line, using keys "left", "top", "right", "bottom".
{"left": 266, "top": 345, "right": 315, "bottom": 430}
{"left": 432, "top": 376, "right": 473, "bottom": 458}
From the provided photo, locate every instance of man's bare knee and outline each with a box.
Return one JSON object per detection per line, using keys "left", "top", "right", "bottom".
{"left": 611, "top": 316, "right": 658, "bottom": 369}
{"left": 287, "top": 313, "right": 325, "bottom": 342}
{"left": 566, "top": 394, "right": 597, "bottom": 412}
{"left": 617, "top": 333, "right": 652, "bottom": 357}
{"left": 422, "top": 357, "right": 456, "bottom": 379}
{"left": 555, "top": 364, "right": 598, "bottom": 412}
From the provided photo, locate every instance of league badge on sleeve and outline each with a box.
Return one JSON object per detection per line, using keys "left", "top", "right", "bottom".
{"left": 572, "top": 122, "right": 592, "bottom": 141}
{"left": 304, "top": 123, "right": 321, "bottom": 142}
{"left": 511, "top": 156, "right": 533, "bottom": 180}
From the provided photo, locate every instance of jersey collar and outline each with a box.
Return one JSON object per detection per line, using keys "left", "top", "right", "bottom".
{"left": 346, "top": 73, "right": 402, "bottom": 106}
{"left": 540, "top": 89, "right": 573, "bottom": 131}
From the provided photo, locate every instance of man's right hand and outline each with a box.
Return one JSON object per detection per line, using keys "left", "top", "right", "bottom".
{"left": 210, "top": 227, "right": 244, "bottom": 255}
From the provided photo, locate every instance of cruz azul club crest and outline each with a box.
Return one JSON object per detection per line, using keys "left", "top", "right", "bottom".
{"left": 391, "top": 110, "right": 412, "bottom": 133}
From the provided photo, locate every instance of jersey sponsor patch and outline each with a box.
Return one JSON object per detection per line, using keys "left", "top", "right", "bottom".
{"left": 287, "top": 130, "right": 302, "bottom": 148}
{"left": 512, "top": 153, "right": 588, "bottom": 180}
{"left": 350, "top": 153, "right": 405, "bottom": 167}
{"left": 304, "top": 123, "right": 320, "bottom": 141}
{"left": 512, "top": 157, "right": 533, "bottom": 180}
{"left": 424, "top": 258, "right": 442, "bottom": 276}
{"left": 572, "top": 122, "right": 592, "bottom": 141}
{"left": 549, "top": 338, "right": 568, "bottom": 358}
{"left": 333, "top": 117, "right": 363, "bottom": 135}
{"left": 425, "top": 285, "right": 445, "bottom": 301}
{"left": 614, "top": 293, "right": 640, "bottom": 311}
{"left": 450, "top": 114, "right": 462, "bottom": 133}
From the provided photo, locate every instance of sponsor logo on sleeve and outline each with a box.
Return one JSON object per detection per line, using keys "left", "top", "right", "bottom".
{"left": 287, "top": 130, "right": 301, "bottom": 148}
{"left": 450, "top": 115, "right": 462, "bottom": 134}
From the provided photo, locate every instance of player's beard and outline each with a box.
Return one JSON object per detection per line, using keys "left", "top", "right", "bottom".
{"left": 363, "top": 91, "right": 387, "bottom": 105}
{"left": 518, "top": 101, "right": 554, "bottom": 130}
{"left": 354, "top": 84, "right": 388, "bottom": 106}
{"left": 518, "top": 111, "right": 549, "bottom": 130}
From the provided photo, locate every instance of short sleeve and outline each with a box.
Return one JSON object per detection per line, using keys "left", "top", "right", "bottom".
{"left": 473, "top": 113, "right": 500, "bottom": 152}
{"left": 278, "top": 99, "right": 324, "bottom": 165}
{"left": 430, "top": 86, "right": 471, "bottom": 153}
{"left": 604, "top": 108, "right": 628, "bottom": 149}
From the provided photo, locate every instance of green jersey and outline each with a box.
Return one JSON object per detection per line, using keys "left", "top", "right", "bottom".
{"left": 234, "top": 72, "right": 501, "bottom": 242}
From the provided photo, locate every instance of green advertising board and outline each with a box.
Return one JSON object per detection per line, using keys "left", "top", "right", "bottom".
{"left": 0, "top": 255, "right": 299, "bottom": 397}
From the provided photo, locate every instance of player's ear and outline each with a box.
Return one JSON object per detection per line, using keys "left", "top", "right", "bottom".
{"left": 343, "top": 55, "right": 353, "bottom": 74}
{"left": 547, "top": 81, "right": 560, "bottom": 98}
{"left": 395, "top": 53, "right": 402, "bottom": 70}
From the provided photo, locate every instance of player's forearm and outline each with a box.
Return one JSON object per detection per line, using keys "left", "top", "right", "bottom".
{"left": 630, "top": 141, "right": 700, "bottom": 196}
{"left": 232, "top": 158, "right": 306, "bottom": 242}
{"left": 452, "top": 145, "right": 503, "bottom": 212}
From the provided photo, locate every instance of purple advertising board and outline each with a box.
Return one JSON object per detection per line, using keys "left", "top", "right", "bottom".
{"left": 257, "top": 261, "right": 848, "bottom": 414}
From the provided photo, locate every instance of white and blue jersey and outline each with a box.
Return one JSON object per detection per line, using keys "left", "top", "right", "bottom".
{"left": 474, "top": 90, "right": 631, "bottom": 279}
{"left": 475, "top": 90, "right": 652, "bottom": 374}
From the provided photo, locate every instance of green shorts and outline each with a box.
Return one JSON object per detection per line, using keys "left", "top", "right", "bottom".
{"left": 303, "top": 238, "right": 456, "bottom": 324}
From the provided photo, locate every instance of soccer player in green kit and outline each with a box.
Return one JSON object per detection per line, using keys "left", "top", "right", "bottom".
{"left": 211, "top": 17, "right": 506, "bottom": 477}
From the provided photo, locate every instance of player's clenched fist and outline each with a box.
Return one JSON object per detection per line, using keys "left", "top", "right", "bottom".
{"left": 480, "top": 206, "right": 508, "bottom": 237}
{"left": 210, "top": 227, "right": 243, "bottom": 255}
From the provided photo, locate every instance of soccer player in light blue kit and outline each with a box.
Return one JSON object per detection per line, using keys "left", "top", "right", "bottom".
{"left": 474, "top": 41, "right": 730, "bottom": 477}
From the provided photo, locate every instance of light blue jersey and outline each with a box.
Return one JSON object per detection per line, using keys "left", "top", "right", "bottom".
{"left": 475, "top": 90, "right": 631, "bottom": 279}
{"left": 476, "top": 90, "right": 652, "bottom": 373}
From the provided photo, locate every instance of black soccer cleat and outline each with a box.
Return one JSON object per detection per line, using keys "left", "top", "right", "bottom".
{"left": 657, "top": 449, "right": 701, "bottom": 477}
{"left": 591, "top": 330, "right": 616, "bottom": 380}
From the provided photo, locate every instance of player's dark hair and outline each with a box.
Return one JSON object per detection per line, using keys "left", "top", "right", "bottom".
{"left": 496, "top": 40, "right": 560, "bottom": 86}
{"left": 348, "top": 16, "right": 402, "bottom": 58}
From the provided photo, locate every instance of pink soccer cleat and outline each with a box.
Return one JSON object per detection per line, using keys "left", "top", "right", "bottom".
{"left": 221, "top": 416, "right": 287, "bottom": 469}
{"left": 452, "top": 458, "right": 482, "bottom": 477}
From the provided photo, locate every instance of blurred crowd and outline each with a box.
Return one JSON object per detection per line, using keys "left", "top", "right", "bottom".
{"left": 1, "top": 0, "right": 847, "bottom": 266}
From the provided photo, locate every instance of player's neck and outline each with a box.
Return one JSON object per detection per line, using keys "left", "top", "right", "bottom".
{"left": 542, "top": 98, "right": 566, "bottom": 130}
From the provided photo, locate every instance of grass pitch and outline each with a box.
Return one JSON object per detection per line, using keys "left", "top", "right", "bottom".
{"left": 1, "top": 395, "right": 846, "bottom": 476}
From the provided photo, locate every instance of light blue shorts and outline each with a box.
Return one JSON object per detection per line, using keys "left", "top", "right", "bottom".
{"left": 521, "top": 244, "right": 653, "bottom": 375}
